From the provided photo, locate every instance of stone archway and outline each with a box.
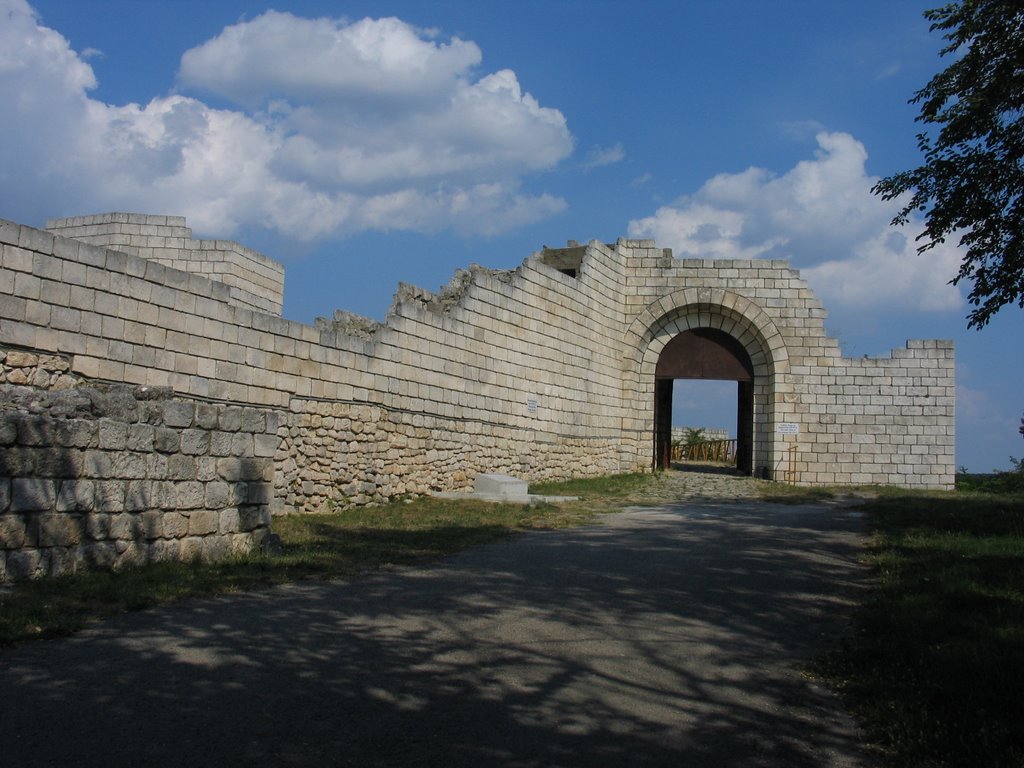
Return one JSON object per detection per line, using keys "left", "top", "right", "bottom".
{"left": 653, "top": 328, "right": 755, "bottom": 472}
{"left": 621, "top": 288, "right": 789, "bottom": 477}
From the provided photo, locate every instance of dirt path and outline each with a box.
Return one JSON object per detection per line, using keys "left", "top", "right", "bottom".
{"left": 0, "top": 474, "right": 870, "bottom": 767}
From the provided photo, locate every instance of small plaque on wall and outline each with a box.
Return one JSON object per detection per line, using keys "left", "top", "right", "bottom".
{"left": 776, "top": 422, "right": 800, "bottom": 434}
{"left": 527, "top": 398, "right": 538, "bottom": 414}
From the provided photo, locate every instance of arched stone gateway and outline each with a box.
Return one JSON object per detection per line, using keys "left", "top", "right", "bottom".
{"left": 1, "top": 217, "right": 956, "bottom": 579}
{"left": 622, "top": 285, "right": 791, "bottom": 478}
{"left": 613, "top": 241, "right": 952, "bottom": 486}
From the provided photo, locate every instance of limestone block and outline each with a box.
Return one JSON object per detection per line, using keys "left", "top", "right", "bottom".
{"left": 112, "top": 452, "right": 148, "bottom": 480}
{"left": 153, "top": 427, "right": 181, "bottom": 453}
{"left": 162, "top": 401, "right": 195, "bottom": 428}
{"left": 202, "top": 535, "right": 230, "bottom": 562}
{"left": 219, "top": 507, "right": 240, "bottom": 534}
{"left": 0, "top": 514, "right": 27, "bottom": 548}
{"left": 95, "top": 481, "right": 125, "bottom": 512}
{"left": 6, "top": 548, "right": 43, "bottom": 580}
{"left": 11, "top": 478, "right": 58, "bottom": 512}
{"left": 114, "top": 540, "right": 147, "bottom": 568}
{"left": 57, "top": 479, "right": 95, "bottom": 512}
{"left": 108, "top": 512, "right": 135, "bottom": 540}
{"left": 124, "top": 480, "right": 154, "bottom": 511}
{"left": 195, "top": 403, "right": 220, "bottom": 429}
{"left": 209, "top": 431, "right": 234, "bottom": 456}
{"left": 217, "top": 457, "right": 266, "bottom": 481}
{"left": 161, "top": 512, "right": 188, "bottom": 539}
{"left": 37, "top": 513, "right": 82, "bottom": 547}
{"left": 125, "top": 424, "right": 154, "bottom": 452}
{"left": 231, "top": 432, "right": 254, "bottom": 457}
{"left": 81, "top": 540, "right": 116, "bottom": 569}
{"left": 150, "top": 538, "right": 180, "bottom": 562}
{"left": 238, "top": 505, "right": 270, "bottom": 531}
{"left": 180, "top": 429, "right": 210, "bottom": 456}
{"left": 177, "top": 481, "right": 205, "bottom": 510}
{"left": 5, "top": 350, "right": 38, "bottom": 367}
{"left": 205, "top": 481, "right": 231, "bottom": 509}
{"left": 473, "top": 473, "right": 528, "bottom": 498}
{"left": 166, "top": 455, "right": 197, "bottom": 480}
{"left": 240, "top": 408, "right": 267, "bottom": 433}
{"left": 219, "top": 407, "right": 243, "bottom": 432}
{"left": 245, "top": 482, "right": 270, "bottom": 504}
{"left": 194, "top": 456, "right": 217, "bottom": 482}
{"left": 135, "top": 510, "right": 161, "bottom": 540}
{"left": 0, "top": 420, "right": 16, "bottom": 447}
{"left": 254, "top": 433, "right": 279, "bottom": 458}
{"left": 85, "top": 512, "right": 110, "bottom": 541}
{"left": 188, "top": 509, "right": 219, "bottom": 536}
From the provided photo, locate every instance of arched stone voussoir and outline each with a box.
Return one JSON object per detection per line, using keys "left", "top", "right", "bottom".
{"left": 624, "top": 288, "right": 790, "bottom": 382}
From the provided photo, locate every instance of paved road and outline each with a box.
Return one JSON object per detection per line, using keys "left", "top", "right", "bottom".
{"left": 1, "top": 498, "right": 870, "bottom": 767}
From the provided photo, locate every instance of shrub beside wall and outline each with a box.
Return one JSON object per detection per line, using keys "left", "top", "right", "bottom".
{"left": 0, "top": 366, "right": 280, "bottom": 582}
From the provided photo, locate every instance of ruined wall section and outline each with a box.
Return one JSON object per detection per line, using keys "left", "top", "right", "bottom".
{"left": 0, "top": 220, "right": 635, "bottom": 525}
{"left": 46, "top": 213, "right": 285, "bottom": 316}
{"left": 277, "top": 242, "right": 634, "bottom": 512}
{"left": 616, "top": 239, "right": 954, "bottom": 488}
{"left": 0, "top": 354, "right": 277, "bottom": 582}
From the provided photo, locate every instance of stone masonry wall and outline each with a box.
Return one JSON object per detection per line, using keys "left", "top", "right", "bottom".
{"left": 45, "top": 213, "right": 285, "bottom": 316}
{"left": 0, "top": 350, "right": 278, "bottom": 582}
{"left": 0, "top": 214, "right": 956, "bottom": 578}
{"left": 616, "top": 241, "right": 956, "bottom": 488}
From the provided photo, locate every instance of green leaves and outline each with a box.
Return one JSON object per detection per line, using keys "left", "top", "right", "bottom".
{"left": 874, "top": 0, "right": 1024, "bottom": 328}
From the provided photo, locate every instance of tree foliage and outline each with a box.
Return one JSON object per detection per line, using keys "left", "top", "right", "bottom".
{"left": 873, "top": 0, "right": 1024, "bottom": 328}
{"left": 683, "top": 427, "right": 706, "bottom": 446}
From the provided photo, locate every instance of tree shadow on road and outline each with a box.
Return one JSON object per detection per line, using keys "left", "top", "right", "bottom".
{"left": 0, "top": 502, "right": 871, "bottom": 767}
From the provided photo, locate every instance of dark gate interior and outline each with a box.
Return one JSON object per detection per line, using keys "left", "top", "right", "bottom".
{"left": 653, "top": 328, "right": 754, "bottom": 473}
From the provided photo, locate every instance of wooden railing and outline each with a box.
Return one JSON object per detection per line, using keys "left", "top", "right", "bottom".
{"left": 672, "top": 439, "right": 737, "bottom": 465}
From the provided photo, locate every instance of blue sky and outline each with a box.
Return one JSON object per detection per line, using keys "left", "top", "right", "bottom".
{"left": 1, "top": 0, "right": 1021, "bottom": 471}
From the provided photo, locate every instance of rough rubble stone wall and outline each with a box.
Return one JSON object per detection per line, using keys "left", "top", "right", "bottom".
{"left": 0, "top": 214, "right": 955, "bottom": 580}
{"left": 45, "top": 213, "right": 284, "bottom": 316}
{"left": 0, "top": 360, "right": 278, "bottom": 582}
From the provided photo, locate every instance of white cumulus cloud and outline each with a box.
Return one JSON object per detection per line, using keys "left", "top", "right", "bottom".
{"left": 0, "top": 1, "right": 572, "bottom": 239}
{"left": 628, "top": 131, "right": 964, "bottom": 313}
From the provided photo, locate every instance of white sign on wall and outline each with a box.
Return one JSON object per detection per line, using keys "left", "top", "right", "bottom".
{"left": 776, "top": 422, "right": 800, "bottom": 434}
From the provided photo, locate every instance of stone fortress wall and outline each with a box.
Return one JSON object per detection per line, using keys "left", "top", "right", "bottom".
{"left": 0, "top": 213, "right": 955, "bottom": 580}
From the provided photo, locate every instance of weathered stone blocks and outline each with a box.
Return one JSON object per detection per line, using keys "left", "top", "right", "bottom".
{"left": 0, "top": 380, "right": 278, "bottom": 581}
{"left": 0, "top": 214, "right": 957, "bottom": 581}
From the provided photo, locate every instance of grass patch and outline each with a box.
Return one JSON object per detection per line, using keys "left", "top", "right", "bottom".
{"left": 529, "top": 471, "right": 653, "bottom": 500}
{"left": 758, "top": 482, "right": 838, "bottom": 504}
{"left": 0, "top": 494, "right": 599, "bottom": 649}
{"left": 816, "top": 489, "right": 1024, "bottom": 767}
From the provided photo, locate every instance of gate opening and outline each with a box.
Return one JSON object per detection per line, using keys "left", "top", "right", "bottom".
{"left": 653, "top": 328, "right": 754, "bottom": 474}
{"left": 671, "top": 379, "right": 737, "bottom": 458}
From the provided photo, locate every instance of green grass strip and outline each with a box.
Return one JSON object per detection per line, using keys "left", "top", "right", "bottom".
{"left": 815, "top": 489, "right": 1024, "bottom": 767}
